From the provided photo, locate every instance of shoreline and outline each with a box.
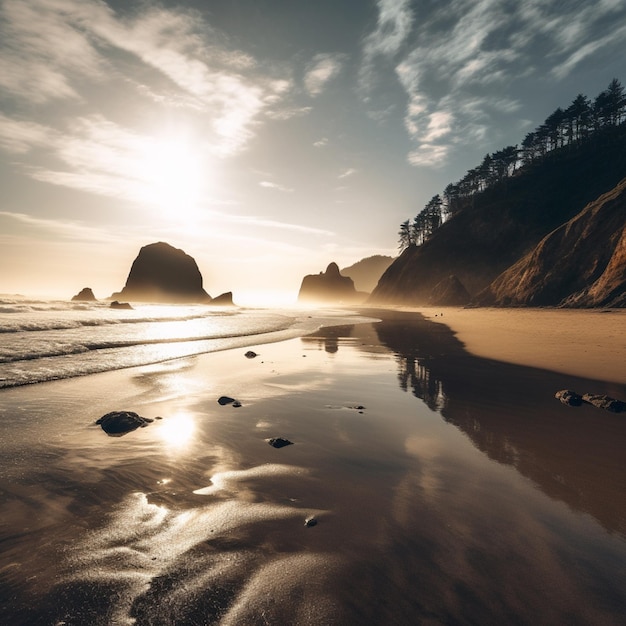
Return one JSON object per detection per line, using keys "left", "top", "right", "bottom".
{"left": 372, "top": 306, "right": 626, "bottom": 385}
{"left": 1, "top": 307, "right": 625, "bottom": 624}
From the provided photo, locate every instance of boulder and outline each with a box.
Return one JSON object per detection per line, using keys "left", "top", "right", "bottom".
{"left": 71, "top": 287, "right": 97, "bottom": 302}
{"left": 111, "top": 242, "right": 212, "bottom": 303}
{"left": 298, "top": 262, "right": 365, "bottom": 304}
{"left": 110, "top": 300, "right": 133, "bottom": 310}
{"left": 96, "top": 411, "right": 154, "bottom": 435}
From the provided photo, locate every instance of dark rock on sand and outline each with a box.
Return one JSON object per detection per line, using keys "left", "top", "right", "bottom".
{"left": 110, "top": 300, "right": 133, "bottom": 310}
{"left": 96, "top": 411, "right": 154, "bottom": 435}
{"left": 267, "top": 437, "right": 293, "bottom": 448}
{"left": 217, "top": 396, "right": 236, "bottom": 406}
{"left": 556, "top": 390, "right": 625, "bottom": 412}
{"left": 304, "top": 516, "right": 318, "bottom": 527}
{"left": 555, "top": 390, "right": 584, "bottom": 406}
{"left": 71, "top": 287, "right": 97, "bottom": 302}
{"left": 111, "top": 242, "right": 212, "bottom": 303}
{"left": 582, "top": 393, "right": 626, "bottom": 412}
{"left": 245, "top": 351, "right": 258, "bottom": 359}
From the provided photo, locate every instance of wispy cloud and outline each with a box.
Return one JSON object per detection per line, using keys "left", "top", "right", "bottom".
{"left": 313, "top": 137, "right": 329, "bottom": 148}
{"left": 0, "top": 210, "right": 117, "bottom": 242}
{"left": 304, "top": 53, "right": 345, "bottom": 97}
{"left": 259, "top": 181, "right": 294, "bottom": 193}
{"left": 214, "top": 212, "right": 334, "bottom": 237}
{"left": 361, "top": 0, "right": 626, "bottom": 167}
{"left": 0, "top": 0, "right": 293, "bottom": 164}
{"left": 338, "top": 168, "right": 357, "bottom": 179}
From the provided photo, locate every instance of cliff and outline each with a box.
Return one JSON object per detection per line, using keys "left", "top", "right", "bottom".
{"left": 370, "top": 127, "right": 626, "bottom": 307}
{"left": 341, "top": 255, "right": 395, "bottom": 293}
{"left": 477, "top": 177, "right": 626, "bottom": 307}
{"left": 111, "top": 242, "right": 212, "bottom": 303}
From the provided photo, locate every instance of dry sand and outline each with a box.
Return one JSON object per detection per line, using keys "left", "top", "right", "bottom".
{"left": 412, "top": 306, "right": 626, "bottom": 384}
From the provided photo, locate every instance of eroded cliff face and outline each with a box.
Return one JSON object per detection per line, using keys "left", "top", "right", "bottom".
{"left": 111, "top": 242, "right": 212, "bottom": 303}
{"left": 477, "top": 177, "right": 626, "bottom": 307}
{"left": 369, "top": 133, "right": 626, "bottom": 307}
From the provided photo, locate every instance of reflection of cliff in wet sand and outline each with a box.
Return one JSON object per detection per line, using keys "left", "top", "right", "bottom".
{"left": 365, "top": 310, "right": 626, "bottom": 535}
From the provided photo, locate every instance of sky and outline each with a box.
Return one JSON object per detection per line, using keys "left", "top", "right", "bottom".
{"left": 1, "top": 0, "right": 626, "bottom": 304}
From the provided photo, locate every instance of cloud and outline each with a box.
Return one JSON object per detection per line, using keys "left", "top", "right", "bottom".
{"left": 0, "top": 210, "right": 117, "bottom": 242}
{"left": 338, "top": 168, "right": 357, "bottom": 179}
{"left": 259, "top": 181, "right": 294, "bottom": 193}
{"left": 304, "top": 53, "right": 345, "bottom": 97}
{"left": 361, "top": 0, "right": 626, "bottom": 168}
{"left": 0, "top": 114, "right": 58, "bottom": 153}
{"left": 313, "top": 138, "right": 329, "bottom": 148}
{"left": 0, "top": 0, "right": 293, "bottom": 160}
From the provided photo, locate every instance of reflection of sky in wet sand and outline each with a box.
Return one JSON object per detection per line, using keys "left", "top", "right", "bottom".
{"left": 1, "top": 317, "right": 625, "bottom": 624}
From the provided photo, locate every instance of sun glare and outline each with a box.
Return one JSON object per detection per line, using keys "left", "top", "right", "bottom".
{"left": 158, "top": 411, "right": 196, "bottom": 451}
{"left": 137, "top": 134, "right": 208, "bottom": 221}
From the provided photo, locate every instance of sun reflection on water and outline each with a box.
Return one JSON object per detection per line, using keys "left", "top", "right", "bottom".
{"left": 157, "top": 412, "right": 196, "bottom": 451}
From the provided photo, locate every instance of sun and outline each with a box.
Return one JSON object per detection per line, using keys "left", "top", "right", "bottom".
{"left": 137, "top": 133, "right": 208, "bottom": 220}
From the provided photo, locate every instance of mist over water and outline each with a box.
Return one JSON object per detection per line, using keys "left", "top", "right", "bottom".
{"left": 0, "top": 311, "right": 625, "bottom": 624}
{"left": 0, "top": 298, "right": 349, "bottom": 388}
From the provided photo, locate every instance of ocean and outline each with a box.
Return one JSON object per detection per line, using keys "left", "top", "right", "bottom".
{"left": 0, "top": 297, "right": 362, "bottom": 388}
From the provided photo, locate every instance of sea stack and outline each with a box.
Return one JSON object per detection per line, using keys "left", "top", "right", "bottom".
{"left": 298, "top": 262, "right": 365, "bottom": 303}
{"left": 71, "top": 287, "right": 97, "bottom": 302}
{"left": 111, "top": 242, "right": 212, "bottom": 303}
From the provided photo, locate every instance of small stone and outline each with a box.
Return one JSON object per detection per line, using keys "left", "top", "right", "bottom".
{"left": 555, "top": 390, "right": 583, "bottom": 407}
{"left": 232, "top": 401, "right": 242, "bottom": 408}
{"left": 304, "top": 516, "right": 317, "bottom": 527}
{"left": 218, "top": 396, "right": 236, "bottom": 406}
{"left": 245, "top": 351, "right": 258, "bottom": 359}
{"left": 267, "top": 437, "right": 294, "bottom": 448}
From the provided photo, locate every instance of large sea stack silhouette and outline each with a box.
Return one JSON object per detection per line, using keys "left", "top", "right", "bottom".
{"left": 111, "top": 242, "right": 212, "bottom": 303}
{"left": 298, "top": 262, "right": 366, "bottom": 303}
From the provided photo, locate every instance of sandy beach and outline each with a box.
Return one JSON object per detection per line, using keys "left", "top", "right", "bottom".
{"left": 414, "top": 306, "right": 626, "bottom": 384}
{"left": 1, "top": 308, "right": 625, "bottom": 624}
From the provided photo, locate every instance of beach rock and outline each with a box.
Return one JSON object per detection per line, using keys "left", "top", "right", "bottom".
{"left": 267, "top": 437, "right": 293, "bottom": 448}
{"left": 96, "top": 411, "right": 154, "bottom": 435}
{"left": 71, "top": 287, "right": 96, "bottom": 302}
{"left": 210, "top": 291, "right": 235, "bottom": 306}
{"left": 555, "top": 389, "right": 584, "bottom": 407}
{"left": 582, "top": 393, "right": 626, "bottom": 412}
{"left": 217, "top": 396, "right": 236, "bottom": 406}
{"left": 111, "top": 242, "right": 212, "bottom": 303}
{"left": 304, "top": 516, "right": 318, "bottom": 527}
{"left": 110, "top": 300, "right": 133, "bottom": 310}
{"left": 245, "top": 351, "right": 258, "bottom": 359}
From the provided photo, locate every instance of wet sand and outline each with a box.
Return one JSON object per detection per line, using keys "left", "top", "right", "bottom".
{"left": 1, "top": 309, "right": 625, "bottom": 624}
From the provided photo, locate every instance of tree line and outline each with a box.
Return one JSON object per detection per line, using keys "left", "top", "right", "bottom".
{"left": 398, "top": 78, "right": 626, "bottom": 250}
